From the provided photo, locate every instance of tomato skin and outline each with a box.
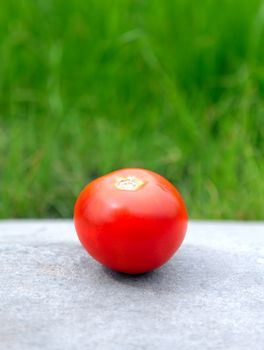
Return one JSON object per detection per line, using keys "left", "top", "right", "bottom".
{"left": 74, "top": 168, "right": 188, "bottom": 274}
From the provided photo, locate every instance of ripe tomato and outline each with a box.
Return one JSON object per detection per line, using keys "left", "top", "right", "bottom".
{"left": 74, "top": 168, "right": 188, "bottom": 274}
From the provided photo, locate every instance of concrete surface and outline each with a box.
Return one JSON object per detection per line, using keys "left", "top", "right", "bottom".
{"left": 0, "top": 220, "right": 264, "bottom": 350}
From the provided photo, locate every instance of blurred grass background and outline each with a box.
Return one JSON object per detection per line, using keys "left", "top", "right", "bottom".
{"left": 0, "top": 0, "right": 263, "bottom": 219}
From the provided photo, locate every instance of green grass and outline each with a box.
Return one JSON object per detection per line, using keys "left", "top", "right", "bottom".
{"left": 0, "top": 0, "right": 263, "bottom": 219}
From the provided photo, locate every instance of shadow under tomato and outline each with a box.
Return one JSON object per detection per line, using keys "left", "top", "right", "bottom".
{"left": 101, "top": 266, "right": 158, "bottom": 281}
{"left": 100, "top": 264, "right": 173, "bottom": 290}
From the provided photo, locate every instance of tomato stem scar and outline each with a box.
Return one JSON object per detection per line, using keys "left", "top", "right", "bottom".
{"left": 114, "top": 176, "right": 145, "bottom": 191}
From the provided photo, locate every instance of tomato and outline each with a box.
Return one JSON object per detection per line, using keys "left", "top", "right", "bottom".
{"left": 74, "top": 168, "right": 188, "bottom": 274}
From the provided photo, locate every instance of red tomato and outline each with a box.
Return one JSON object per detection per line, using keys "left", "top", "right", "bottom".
{"left": 74, "top": 168, "right": 188, "bottom": 274}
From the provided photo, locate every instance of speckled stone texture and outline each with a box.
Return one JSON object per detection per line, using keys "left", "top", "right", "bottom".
{"left": 0, "top": 221, "right": 264, "bottom": 350}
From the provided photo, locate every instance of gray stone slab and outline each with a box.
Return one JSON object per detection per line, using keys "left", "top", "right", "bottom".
{"left": 0, "top": 220, "right": 264, "bottom": 350}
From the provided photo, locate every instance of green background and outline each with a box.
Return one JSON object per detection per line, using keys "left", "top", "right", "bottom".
{"left": 0, "top": 0, "right": 263, "bottom": 219}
